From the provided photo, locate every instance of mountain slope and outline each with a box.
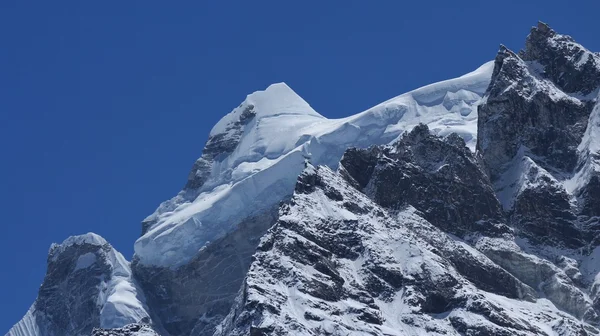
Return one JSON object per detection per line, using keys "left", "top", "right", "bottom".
{"left": 215, "top": 132, "right": 595, "bottom": 335}
{"left": 131, "top": 63, "right": 493, "bottom": 336}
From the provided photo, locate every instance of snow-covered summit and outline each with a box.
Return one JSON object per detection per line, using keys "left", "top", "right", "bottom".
{"left": 128, "top": 60, "right": 494, "bottom": 336}
{"left": 134, "top": 61, "right": 493, "bottom": 269}
{"left": 209, "top": 82, "right": 323, "bottom": 137}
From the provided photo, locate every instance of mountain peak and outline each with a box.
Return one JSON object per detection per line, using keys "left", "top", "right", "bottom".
{"left": 209, "top": 82, "right": 321, "bottom": 138}
{"left": 519, "top": 21, "right": 600, "bottom": 94}
{"left": 12, "top": 21, "right": 600, "bottom": 336}
{"left": 532, "top": 21, "right": 555, "bottom": 37}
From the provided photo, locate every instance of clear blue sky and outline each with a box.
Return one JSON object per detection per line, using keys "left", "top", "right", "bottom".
{"left": 1, "top": 0, "right": 599, "bottom": 332}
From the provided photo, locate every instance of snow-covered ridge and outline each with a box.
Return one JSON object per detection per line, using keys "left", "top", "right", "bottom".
{"left": 134, "top": 61, "right": 494, "bottom": 268}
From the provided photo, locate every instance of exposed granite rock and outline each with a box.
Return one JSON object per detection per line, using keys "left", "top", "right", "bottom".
{"left": 340, "top": 124, "right": 508, "bottom": 238}
{"left": 35, "top": 241, "right": 109, "bottom": 336}
{"left": 479, "top": 45, "right": 592, "bottom": 179}
{"left": 520, "top": 22, "right": 600, "bottom": 95}
{"left": 91, "top": 323, "right": 158, "bottom": 336}
{"left": 478, "top": 22, "right": 600, "bottom": 249}
{"left": 7, "top": 234, "right": 152, "bottom": 336}
{"left": 185, "top": 104, "right": 256, "bottom": 190}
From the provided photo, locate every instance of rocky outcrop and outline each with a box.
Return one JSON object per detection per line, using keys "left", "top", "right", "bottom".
{"left": 478, "top": 22, "right": 600, "bottom": 249}
{"left": 340, "top": 124, "right": 508, "bottom": 238}
{"left": 520, "top": 22, "right": 600, "bottom": 95}
{"left": 216, "top": 163, "right": 593, "bottom": 335}
{"left": 91, "top": 323, "right": 158, "bottom": 336}
{"left": 184, "top": 104, "right": 256, "bottom": 191}
{"left": 7, "top": 234, "right": 151, "bottom": 336}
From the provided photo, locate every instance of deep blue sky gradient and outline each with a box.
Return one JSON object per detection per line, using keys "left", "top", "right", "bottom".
{"left": 1, "top": 0, "right": 599, "bottom": 332}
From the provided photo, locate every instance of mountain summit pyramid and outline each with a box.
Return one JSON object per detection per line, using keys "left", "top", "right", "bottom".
{"left": 7, "top": 22, "right": 600, "bottom": 336}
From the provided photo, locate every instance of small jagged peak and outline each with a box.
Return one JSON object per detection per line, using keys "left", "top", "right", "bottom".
{"left": 532, "top": 21, "right": 555, "bottom": 37}
{"left": 496, "top": 44, "right": 519, "bottom": 60}
{"left": 402, "top": 123, "right": 432, "bottom": 143}
{"left": 489, "top": 45, "right": 521, "bottom": 85}
{"left": 49, "top": 232, "right": 109, "bottom": 260}
{"left": 518, "top": 21, "right": 600, "bottom": 94}
{"left": 397, "top": 124, "right": 470, "bottom": 156}
{"left": 521, "top": 21, "right": 563, "bottom": 62}
{"left": 295, "top": 162, "right": 320, "bottom": 194}
{"left": 445, "top": 132, "right": 467, "bottom": 149}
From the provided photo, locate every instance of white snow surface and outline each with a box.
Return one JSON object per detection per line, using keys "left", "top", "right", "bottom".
{"left": 74, "top": 252, "right": 97, "bottom": 270}
{"left": 49, "top": 232, "right": 107, "bottom": 260}
{"left": 97, "top": 245, "right": 150, "bottom": 329}
{"left": 135, "top": 61, "right": 494, "bottom": 268}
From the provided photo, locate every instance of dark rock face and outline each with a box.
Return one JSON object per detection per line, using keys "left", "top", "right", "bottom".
{"left": 132, "top": 207, "right": 279, "bottom": 336}
{"left": 580, "top": 174, "right": 600, "bottom": 217}
{"left": 477, "top": 22, "right": 600, "bottom": 249}
{"left": 216, "top": 164, "right": 590, "bottom": 336}
{"left": 512, "top": 184, "right": 582, "bottom": 247}
{"left": 184, "top": 104, "right": 256, "bottom": 190}
{"left": 520, "top": 22, "right": 600, "bottom": 95}
{"left": 479, "top": 45, "right": 592, "bottom": 179}
{"left": 34, "top": 243, "right": 110, "bottom": 336}
{"left": 91, "top": 323, "right": 158, "bottom": 336}
{"left": 341, "top": 124, "right": 507, "bottom": 238}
